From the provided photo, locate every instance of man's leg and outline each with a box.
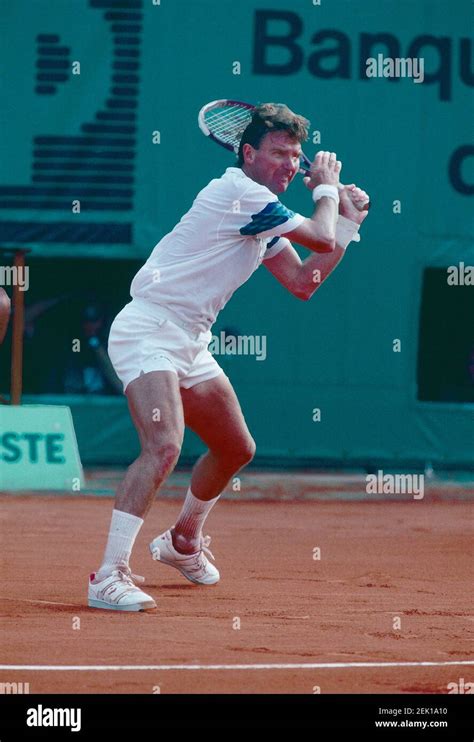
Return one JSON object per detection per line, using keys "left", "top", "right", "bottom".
{"left": 95, "top": 369, "right": 184, "bottom": 579}
{"left": 171, "top": 373, "right": 256, "bottom": 554}
{"left": 182, "top": 373, "right": 256, "bottom": 498}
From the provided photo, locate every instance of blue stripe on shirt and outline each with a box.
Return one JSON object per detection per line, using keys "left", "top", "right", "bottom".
{"left": 239, "top": 201, "right": 296, "bottom": 236}
{"left": 267, "top": 236, "right": 280, "bottom": 249}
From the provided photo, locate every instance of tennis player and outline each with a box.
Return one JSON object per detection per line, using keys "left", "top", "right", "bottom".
{"left": 89, "top": 103, "right": 369, "bottom": 611}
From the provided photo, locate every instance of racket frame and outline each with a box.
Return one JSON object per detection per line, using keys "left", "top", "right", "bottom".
{"left": 198, "top": 99, "right": 255, "bottom": 154}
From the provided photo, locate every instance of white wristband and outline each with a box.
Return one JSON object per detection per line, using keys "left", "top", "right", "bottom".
{"left": 312, "top": 184, "right": 339, "bottom": 206}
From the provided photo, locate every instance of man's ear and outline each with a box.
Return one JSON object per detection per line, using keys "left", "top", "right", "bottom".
{"left": 243, "top": 143, "right": 255, "bottom": 165}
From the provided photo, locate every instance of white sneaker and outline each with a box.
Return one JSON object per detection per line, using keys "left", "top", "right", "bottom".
{"left": 149, "top": 529, "right": 220, "bottom": 585}
{"left": 88, "top": 568, "right": 157, "bottom": 611}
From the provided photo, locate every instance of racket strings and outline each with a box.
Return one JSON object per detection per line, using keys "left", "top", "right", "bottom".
{"left": 205, "top": 105, "right": 250, "bottom": 127}
{"left": 211, "top": 124, "right": 251, "bottom": 147}
{"left": 205, "top": 106, "right": 252, "bottom": 146}
{"left": 211, "top": 116, "right": 251, "bottom": 136}
{"left": 208, "top": 115, "right": 252, "bottom": 139}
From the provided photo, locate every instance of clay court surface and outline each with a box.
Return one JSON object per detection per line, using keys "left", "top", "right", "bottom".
{"left": 1, "top": 470, "right": 473, "bottom": 694}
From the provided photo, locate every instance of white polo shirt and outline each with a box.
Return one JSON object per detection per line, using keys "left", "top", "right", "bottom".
{"left": 130, "top": 167, "right": 305, "bottom": 333}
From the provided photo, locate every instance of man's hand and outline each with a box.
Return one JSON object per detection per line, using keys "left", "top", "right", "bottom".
{"left": 303, "top": 150, "right": 342, "bottom": 191}
{"left": 338, "top": 184, "right": 370, "bottom": 225}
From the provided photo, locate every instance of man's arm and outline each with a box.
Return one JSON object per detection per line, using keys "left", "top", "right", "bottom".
{"left": 264, "top": 238, "right": 346, "bottom": 301}
{"left": 283, "top": 198, "right": 337, "bottom": 254}
{"left": 264, "top": 185, "right": 369, "bottom": 300}
{"left": 281, "top": 151, "right": 341, "bottom": 254}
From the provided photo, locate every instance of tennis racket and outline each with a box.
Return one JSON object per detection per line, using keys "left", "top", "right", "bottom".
{"left": 198, "top": 99, "right": 369, "bottom": 210}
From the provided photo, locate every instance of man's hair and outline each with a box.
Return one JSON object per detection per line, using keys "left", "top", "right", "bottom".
{"left": 237, "top": 103, "right": 309, "bottom": 167}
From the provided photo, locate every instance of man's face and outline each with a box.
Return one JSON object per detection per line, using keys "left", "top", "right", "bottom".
{"left": 243, "top": 131, "right": 301, "bottom": 194}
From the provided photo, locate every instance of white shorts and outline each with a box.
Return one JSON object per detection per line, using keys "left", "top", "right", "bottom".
{"left": 107, "top": 299, "right": 224, "bottom": 392}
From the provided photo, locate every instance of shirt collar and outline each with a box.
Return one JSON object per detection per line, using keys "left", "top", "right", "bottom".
{"left": 226, "top": 166, "right": 246, "bottom": 177}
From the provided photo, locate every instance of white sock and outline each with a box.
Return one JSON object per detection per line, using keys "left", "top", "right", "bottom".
{"left": 173, "top": 487, "right": 220, "bottom": 553}
{"left": 96, "top": 509, "right": 143, "bottom": 580}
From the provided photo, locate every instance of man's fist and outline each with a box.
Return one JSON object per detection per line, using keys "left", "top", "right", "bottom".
{"left": 338, "top": 184, "right": 370, "bottom": 225}
{"left": 303, "top": 150, "right": 341, "bottom": 190}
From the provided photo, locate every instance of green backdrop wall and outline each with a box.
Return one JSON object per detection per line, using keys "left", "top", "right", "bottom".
{"left": 1, "top": 0, "right": 473, "bottom": 466}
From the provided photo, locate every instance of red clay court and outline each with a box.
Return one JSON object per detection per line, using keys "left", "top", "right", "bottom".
{"left": 1, "top": 469, "right": 472, "bottom": 694}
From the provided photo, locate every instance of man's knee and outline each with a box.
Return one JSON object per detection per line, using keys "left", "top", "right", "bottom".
{"left": 243, "top": 437, "right": 257, "bottom": 464}
{"left": 221, "top": 436, "right": 256, "bottom": 470}
{"left": 142, "top": 440, "right": 182, "bottom": 482}
{"left": 156, "top": 440, "right": 182, "bottom": 469}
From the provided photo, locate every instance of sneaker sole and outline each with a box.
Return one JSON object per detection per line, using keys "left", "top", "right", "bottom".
{"left": 88, "top": 598, "right": 156, "bottom": 612}
{"left": 149, "top": 544, "right": 219, "bottom": 586}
